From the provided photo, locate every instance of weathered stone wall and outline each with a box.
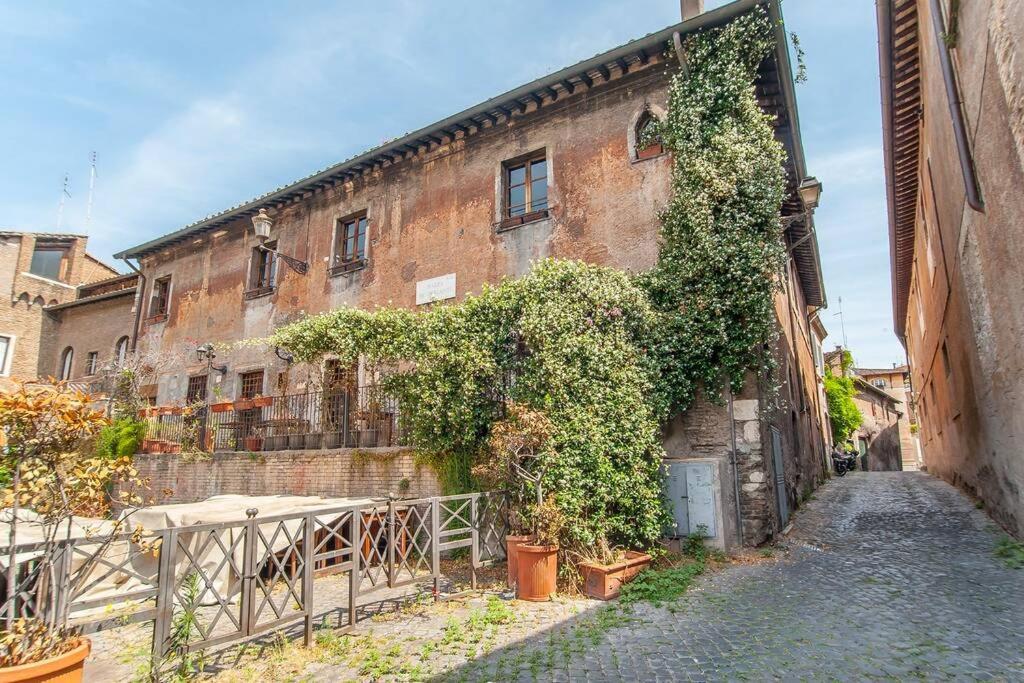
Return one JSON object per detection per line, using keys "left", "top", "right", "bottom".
{"left": 131, "top": 448, "right": 440, "bottom": 504}
{"left": 902, "top": 0, "right": 1024, "bottom": 536}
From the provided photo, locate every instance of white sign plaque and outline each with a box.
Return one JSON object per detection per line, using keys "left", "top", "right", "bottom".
{"left": 416, "top": 273, "right": 456, "bottom": 305}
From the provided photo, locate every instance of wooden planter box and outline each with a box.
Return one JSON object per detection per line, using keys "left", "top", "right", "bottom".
{"left": 210, "top": 401, "right": 233, "bottom": 413}
{"left": 579, "top": 551, "right": 651, "bottom": 600}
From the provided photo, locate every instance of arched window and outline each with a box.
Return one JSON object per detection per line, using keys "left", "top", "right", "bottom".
{"left": 635, "top": 110, "right": 663, "bottom": 159}
{"left": 114, "top": 336, "right": 130, "bottom": 366}
{"left": 59, "top": 347, "right": 74, "bottom": 381}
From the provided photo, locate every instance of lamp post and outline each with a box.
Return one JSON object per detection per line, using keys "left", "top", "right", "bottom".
{"left": 250, "top": 208, "right": 309, "bottom": 275}
{"left": 196, "top": 343, "right": 227, "bottom": 376}
{"left": 798, "top": 176, "right": 822, "bottom": 211}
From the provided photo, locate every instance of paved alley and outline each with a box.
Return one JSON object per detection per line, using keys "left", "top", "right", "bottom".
{"left": 451, "top": 472, "right": 1024, "bottom": 681}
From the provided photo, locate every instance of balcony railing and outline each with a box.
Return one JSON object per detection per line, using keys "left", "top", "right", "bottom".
{"left": 138, "top": 386, "right": 405, "bottom": 454}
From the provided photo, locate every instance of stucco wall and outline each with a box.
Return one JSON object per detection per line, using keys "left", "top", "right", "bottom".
{"left": 131, "top": 448, "right": 439, "bottom": 504}
{"left": 44, "top": 292, "right": 137, "bottom": 381}
{"left": 904, "top": 0, "right": 1024, "bottom": 536}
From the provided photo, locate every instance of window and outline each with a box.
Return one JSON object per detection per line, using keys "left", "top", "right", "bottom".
{"left": 501, "top": 152, "right": 548, "bottom": 226}
{"left": 187, "top": 375, "right": 208, "bottom": 403}
{"left": 29, "top": 243, "right": 69, "bottom": 281}
{"left": 635, "top": 111, "right": 663, "bottom": 158}
{"left": 0, "top": 335, "right": 10, "bottom": 375}
{"left": 240, "top": 370, "right": 264, "bottom": 399}
{"left": 85, "top": 351, "right": 98, "bottom": 375}
{"left": 873, "top": 378, "right": 886, "bottom": 389}
{"left": 114, "top": 336, "right": 130, "bottom": 366}
{"left": 331, "top": 214, "right": 368, "bottom": 275}
{"left": 59, "top": 347, "right": 73, "bottom": 380}
{"left": 149, "top": 276, "right": 171, "bottom": 319}
{"left": 246, "top": 242, "right": 277, "bottom": 297}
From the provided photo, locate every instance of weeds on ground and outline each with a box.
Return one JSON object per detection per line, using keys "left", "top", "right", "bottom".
{"left": 994, "top": 535, "right": 1024, "bottom": 569}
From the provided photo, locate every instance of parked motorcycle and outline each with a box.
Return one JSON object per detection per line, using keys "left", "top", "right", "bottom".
{"left": 831, "top": 448, "right": 857, "bottom": 476}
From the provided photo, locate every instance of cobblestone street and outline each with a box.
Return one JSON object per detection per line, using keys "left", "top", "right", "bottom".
{"left": 451, "top": 472, "right": 1024, "bottom": 681}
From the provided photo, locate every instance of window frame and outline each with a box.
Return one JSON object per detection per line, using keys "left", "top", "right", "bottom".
{"left": 186, "top": 374, "right": 209, "bottom": 403}
{"left": 0, "top": 335, "right": 12, "bottom": 377}
{"left": 59, "top": 347, "right": 74, "bottom": 381}
{"left": 245, "top": 241, "right": 277, "bottom": 299}
{"left": 85, "top": 351, "right": 98, "bottom": 376}
{"left": 330, "top": 213, "right": 369, "bottom": 276}
{"left": 114, "top": 336, "right": 130, "bottom": 366}
{"left": 148, "top": 276, "right": 172, "bottom": 321}
{"left": 634, "top": 111, "right": 664, "bottom": 159}
{"left": 239, "top": 370, "right": 265, "bottom": 399}
{"left": 499, "top": 150, "right": 549, "bottom": 230}
{"left": 29, "top": 242, "right": 71, "bottom": 282}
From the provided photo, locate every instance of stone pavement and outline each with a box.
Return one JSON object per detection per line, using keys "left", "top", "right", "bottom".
{"left": 448, "top": 472, "right": 1024, "bottom": 681}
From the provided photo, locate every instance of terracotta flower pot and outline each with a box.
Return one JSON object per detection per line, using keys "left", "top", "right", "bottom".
{"left": 505, "top": 535, "right": 532, "bottom": 587}
{"left": 636, "top": 143, "right": 664, "bottom": 159}
{"left": 244, "top": 436, "right": 263, "bottom": 452}
{"left": 157, "top": 406, "right": 174, "bottom": 416}
{"left": 516, "top": 544, "right": 558, "bottom": 601}
{"left": 252, "top": 396, "right": 273, "bottom": 408}
{"left": 233, "top": 398, "right": 255, "bottom": 411}
{"left": 165, "top": 443, "right": 182, "bottom": 454}
{"left": 169, "top": 407, "right": 183, "bottom": 416}
{"left": 0, "top": 638, "right": 90, "bottom": 683}
{"left": 579, "top": 551, "right": 652, "bottom": 600}
{"left": 210, "top": 401, "right": 233, "bottom": 413}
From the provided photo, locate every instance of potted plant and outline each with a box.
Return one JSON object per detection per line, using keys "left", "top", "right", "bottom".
{"left": 0, "top": 382, "right": 151, "bottom": 682}
{"left": 244, "top": 435, "right": 263, "bottom": 451}
{"left": 474, "top": 403, "right": 556, "bottom": 590}
{"left": 516, "top": 497, "right": 564, "bottom": 601}
{"left": 252, "top": 394, "right": 273, "bottom": 408}
{"left": 578, "top": 546, "right": 653, "bottom": 600}
{"left": 233, "top": 397, "right": 255, "bottom": 411}
{"left": 209, "top": 385, "right": 232, "bottom": 413}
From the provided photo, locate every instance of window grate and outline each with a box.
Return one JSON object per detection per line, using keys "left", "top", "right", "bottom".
{"left": 240, "top": 371, "right": 264, "bottom": 399}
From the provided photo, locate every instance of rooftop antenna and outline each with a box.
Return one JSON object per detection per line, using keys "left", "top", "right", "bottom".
{"left": 56, "top": 173, "right": 71, "bottom": 230}
{"left": 833, "top": 295, "right": 849, "bottom": 350}
{"left": 86, "top": 152, "right": 97, "bottom": 229}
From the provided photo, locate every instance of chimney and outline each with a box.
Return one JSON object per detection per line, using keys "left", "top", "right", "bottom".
{"left": 681, "top": 0, "right": 704, "bottom": 20}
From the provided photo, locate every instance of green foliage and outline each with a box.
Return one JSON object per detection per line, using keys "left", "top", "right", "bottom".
{"left": 274, "top": 259, "right": 670, "bottom": 552}
{"left": 640, "top": 7, "right": 787, "bottom": 413}
{"left": 824, "top": 370, "right": 862, "bottom": 444}
{"left": 618, "top": 561, "right": 706, "bottom": 607}
{"left": 94, "top": 418, "right": 147, "bottom": 460}
{"left": 994, "top": 535, "right": 1024, "bottom": 569}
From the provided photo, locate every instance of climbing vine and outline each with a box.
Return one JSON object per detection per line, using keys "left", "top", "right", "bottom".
{"left": 641, "top": 6, "right": 787, "bottom": 413}
{"left": 270, "top": 8, "right": 786, "bottom": 555}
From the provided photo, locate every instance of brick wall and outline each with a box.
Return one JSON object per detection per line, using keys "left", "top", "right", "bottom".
{"left": 46, "top": 291, "right": 137, "bottom": 380}
{"left": 131, "top": 448, "right": 440, "bottom": 504}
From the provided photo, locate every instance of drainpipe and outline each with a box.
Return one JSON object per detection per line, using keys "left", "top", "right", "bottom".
{"left": 121, "top": 258, "right": 145, "bottom": 352}
{"left": 726, "top": 379, "right": 744, "bottom": 548}
{"left": 928, "top": 0, "right": 984, "bottom": 212}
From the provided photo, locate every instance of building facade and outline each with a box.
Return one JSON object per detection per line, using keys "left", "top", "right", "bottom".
{"left": 109, "top": 0, "right": 828, "bottom": 547}
{"left": 855, "top": 365, "right": 920, "bottom": 470}
{"left": 0, "top": 231, "right": 119, "bottom": 390}
{"left": 878, "top": 0, "right": 1024, "bottom": 535}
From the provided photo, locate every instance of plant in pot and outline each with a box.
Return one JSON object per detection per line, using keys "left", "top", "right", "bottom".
{"left": 473, "top": 403, "right": 555, "bottom": 589}
{"left": 577, "top": 538, "right": 653, "bottom": 601}
{"left": 209, "top": 386, "right": 232, "bottom": 414}
{"left": 516, "top": 497, "right": 564, "bottom": 601}
{"left": 0, "top": 382, "right": 151, "bottom": 682}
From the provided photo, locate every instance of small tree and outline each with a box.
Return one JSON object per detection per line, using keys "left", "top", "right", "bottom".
{"left": 824, "top": 368, "right": 862, "bottom": 445}
{"left": 0, "top": 382, "right": 151, "bottom": 666}
{"left": 473, "top": 403, "right": 555, "bottom": 536}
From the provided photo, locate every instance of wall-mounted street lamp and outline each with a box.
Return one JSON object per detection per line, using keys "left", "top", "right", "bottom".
{"left": 251, "top": 208, "right": 309, "bottom": 275}
{"left": 196, "top": 343, "right": 228, "bottom": 375}
{"left": 798, "top": 176, "right": 822, "bottom": 211}
{"left": 274, "top": 346, "right": 295, "bottom": 365}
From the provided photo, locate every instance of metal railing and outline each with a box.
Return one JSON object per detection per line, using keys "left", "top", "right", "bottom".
{"left": 0, "top": 492, "right": 507, "bottom": 681}
{"left": 138, "top": 386, "right": 405, "bottom": 454}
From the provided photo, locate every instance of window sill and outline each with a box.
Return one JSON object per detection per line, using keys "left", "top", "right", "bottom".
{"left": 632, "top": 144, "right": 667, "bottom": 163}
{"left": 243, "top": 286, "right": 275, "bottom": 300}
{"left": 329, "top": 259, "right": 367, "bottom": 277}
{"left": 145, "top": 313, "right": 168, "bottom": 325}
{"left": 496, "top": 209, "right": 550, "bottom": 233}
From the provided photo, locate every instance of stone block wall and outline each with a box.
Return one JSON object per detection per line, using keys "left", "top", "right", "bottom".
{"left": 131, "top": 448, "right": 440, "bottom": 504}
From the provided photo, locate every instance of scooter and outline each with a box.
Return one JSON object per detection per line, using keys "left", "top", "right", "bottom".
{"left": 831, "top": 449, "right": 857, "bottom": 476}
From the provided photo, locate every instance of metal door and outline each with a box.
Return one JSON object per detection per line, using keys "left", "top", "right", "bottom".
{"left": 770, "top": 426, "right": 789, "bottom": 526}
{"left": 665, "top": 462, "right": 718, "bottom": 538}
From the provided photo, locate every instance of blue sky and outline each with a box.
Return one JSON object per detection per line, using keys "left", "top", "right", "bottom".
{"left": 0, "top": 0, "right": 903, "bottom": 367}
